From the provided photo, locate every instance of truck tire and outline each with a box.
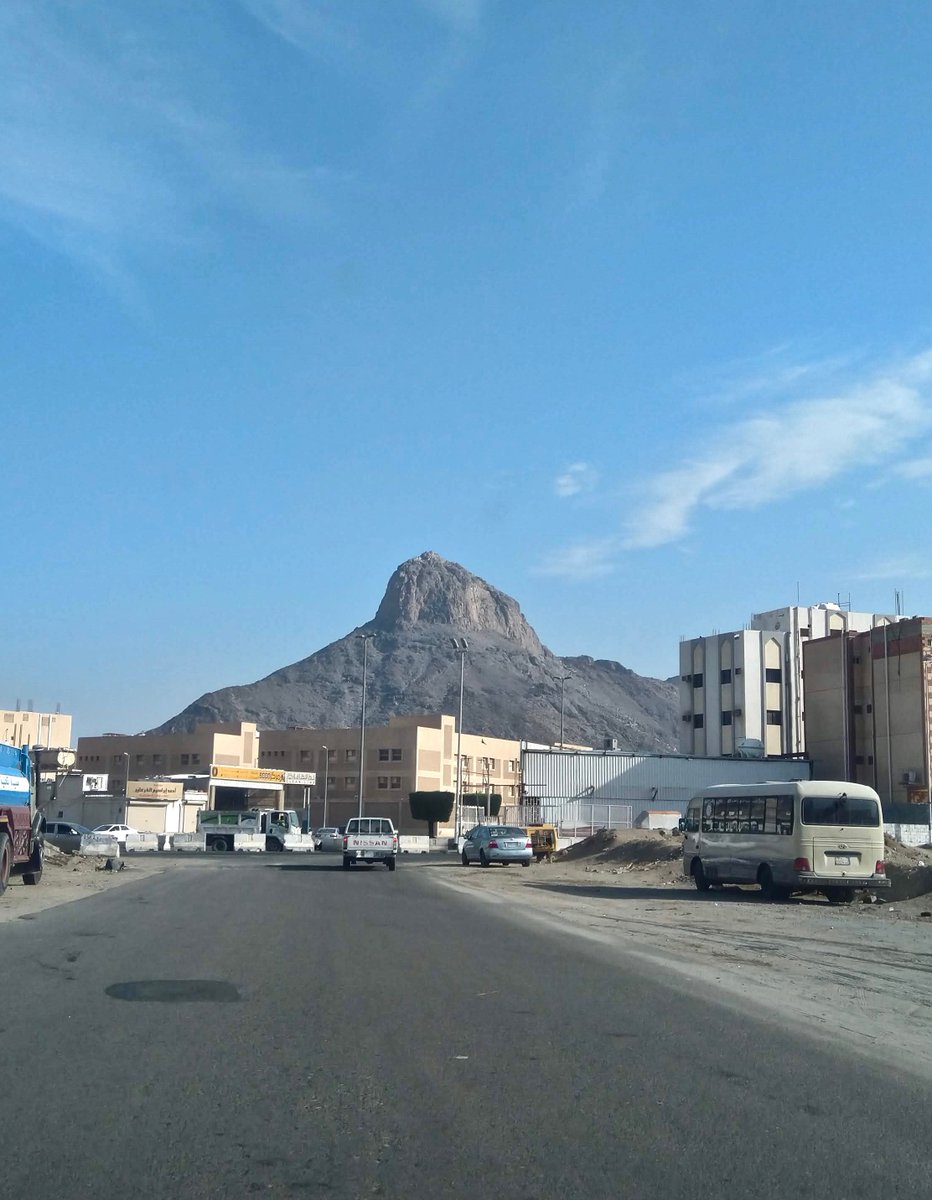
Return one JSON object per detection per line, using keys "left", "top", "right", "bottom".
{"left": 211, "top": 838, "right": 228, "bottom": 852}
{"left": 342, "top": 856, "right": 352, "bottom": 869}
{"left": 23, "top": 840, "right": 43, "bottom": 886}
{"left": 267, "top": 838, "right": 283, "bottom": 853}
{"left": 387, "top": 857, "right": 396, "bottom": 871}
{"left": 0, "top": 832, "right": 11, "bottom": 895}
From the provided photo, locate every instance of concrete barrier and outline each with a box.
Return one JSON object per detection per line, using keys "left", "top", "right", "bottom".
{"left": 233, "top": 832, "right": 266, "bottom": 853}
{"left": 78, "top": 834, "right": 120, "bottom": 857}
{"left": 399, "top": 836, "right": 430, "bottom": 854}
{"left": 125, "top": 832, "right": 160, "bottom": 853}
{"left": 170, "top": 832, "right": 206, "bottom": 852}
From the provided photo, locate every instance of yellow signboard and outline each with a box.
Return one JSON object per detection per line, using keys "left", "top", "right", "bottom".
{"left": 127, "top": 780, "right": 184, "bottom": 801}
{"left": 210, "top": 765, "right": 285, "bottom": 783}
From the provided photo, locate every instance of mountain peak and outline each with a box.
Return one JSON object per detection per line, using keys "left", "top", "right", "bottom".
{"left": 372, "top": 551, "right": 543, "bottom": 651}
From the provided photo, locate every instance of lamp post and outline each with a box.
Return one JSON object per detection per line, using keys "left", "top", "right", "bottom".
{"left": 558, "top": 673, "right": 571, "bottom": 750}
{"left": 357, "top": 633, "right": 376, "bottom": 818}
{"left": 321, "top": 745, "right": 329, "bottom": 829}
{"left": 451, "top": 638, "right": 468, "bottom": 839}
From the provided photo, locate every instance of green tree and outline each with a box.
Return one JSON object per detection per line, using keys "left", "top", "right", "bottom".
{"left": 408, "top": 791, "right": 455, "bottom": 838}
{"left": 462, "top": 793, "right": 502, "bottom": 818}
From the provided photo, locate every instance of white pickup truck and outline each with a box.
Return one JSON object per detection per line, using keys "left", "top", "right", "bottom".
{"left": 342, "top": 817, "right": 398, "bottom": 871}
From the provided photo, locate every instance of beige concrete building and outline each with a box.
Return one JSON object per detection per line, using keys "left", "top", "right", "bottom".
{"left": 2, "top": 707, "right": 73, "bottom": 749}
{"left": 74, "top": 715, "right": 520, "bottom": 834}
{"left": 261, "top": 715, "right": 521, "bottom": 833}
{"left": 75, "top": 722, "right": 260, "bottom": 794}
{"left": 803, "top": 616, "right": 932, "bottom": 810}
{"left": 680, "top": 603, "right": 894, "bottom": 758}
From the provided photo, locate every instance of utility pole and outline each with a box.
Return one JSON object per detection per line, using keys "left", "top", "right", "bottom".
{"left": 357, "top": 634, "right": 376, "bottom": 818}
{"left": 451, "top": 638, "right": 468, "bottom": 839}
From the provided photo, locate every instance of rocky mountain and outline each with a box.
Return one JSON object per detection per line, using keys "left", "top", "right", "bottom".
{"left": 153, "top": 551, "right": 679, "bottom": 751}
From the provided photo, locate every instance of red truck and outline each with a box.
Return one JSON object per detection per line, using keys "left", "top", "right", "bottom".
{"left": 0, "top": 743, "right": 43, "bottom": 895}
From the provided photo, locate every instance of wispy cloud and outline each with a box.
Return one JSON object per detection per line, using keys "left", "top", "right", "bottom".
{"left": 554, "top": 462, "right": 598, "bottom": 498}
{"left": 622, "top": 351, "right": 932, "bottom": 549}
{"left": 0, "top": 3, "right": 325, "bottom": 282}
{"left": 892, "top": 454, "right": 932, "bottom": 481}
{"left": 415, "top": 0, "right": 483, "bottom": 34}
{"left": 854, "top": 555, "right": 932, "bottom": 582}
{"left": 236, "top": 0, "right": 357, "bottom": 57}
{"left": 536, "top": 537, "right": 619, "bottom": 581}
{"left": 542, "top": 350, "right": 932, "bottom": 574}
{"left": 573, "top": 63, "right": 631, "bottom": 209}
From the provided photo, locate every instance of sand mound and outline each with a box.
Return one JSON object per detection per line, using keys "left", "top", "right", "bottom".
{"left": 556, "top": 827, "right": 681, "bottom": 867}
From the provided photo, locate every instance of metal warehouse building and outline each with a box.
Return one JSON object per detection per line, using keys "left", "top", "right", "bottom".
{"left": 519, "top": 748, "right": 812, "bottom": 833}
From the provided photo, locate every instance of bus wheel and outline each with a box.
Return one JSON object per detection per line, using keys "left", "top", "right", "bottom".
{"left": 758, "top": 865, "right": 784, "bottom": 902}
{"left": 692, "top": 860, "right": 710, "bottom": 892}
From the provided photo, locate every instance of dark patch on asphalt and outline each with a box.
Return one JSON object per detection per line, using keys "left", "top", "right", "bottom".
{"left": 106, "top": 979, "right": 241, "bottom": 1003}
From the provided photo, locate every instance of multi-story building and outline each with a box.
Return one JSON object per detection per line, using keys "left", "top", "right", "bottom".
{"left": 679, "top": 603, "right": 893, "bottom": 758}
{"left": 803, "top": 615, "right": 932, "bottom": 810}
{"left": 1, "top": 707, "right": 73, "bottom": 749}
{"left": 75, "top": 715, "right": 521, "bottom": 834}
{"left": 75, "top": 722, "right": 260, "bottom": 793}
{"left": 261, "top": 715, "right": 521, "bottom": 833}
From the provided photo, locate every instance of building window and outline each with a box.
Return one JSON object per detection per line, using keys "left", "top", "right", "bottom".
{"left": 390, "top": 776, "right": 401, "bottom": 789}
{"left": 765, "top": 668, "right": 782, "bottom": 683}
{"left": 181, "top": 754, "right": 189, "bottom": 766}
{"left": 692, "top": 673, "right": 704, "bottom": 689}
{"left": 681, "top": 674, "right": 692, "bottom": 683}
{"left": 135, "top": 755, "right": 144, "bottom": 765}
{"left": 345, "top": 749, "right": 357, "bottom": 761}
{"left": 300, "top": 749, "right": 311, "bottom": 761}
{"left": 391, "top": 748, "right": 402, "bottom": 761}
{"left": 721, "top": 711, "right": 733, "bottom": 726}
{"left": 345, "top": 775, "right": 357, "bottom": 788}
{"left": 191, "top": 754, "right": 200, "bottom": 765}
{"left": 327, "top": 775, "right": 336, "bottom": 787}
{"left": 866, "top": 704, "right": 873, "bottom": 714}
{"left": 487, "top": 758, "right": 497, "bottom": 770}
{"left": 693, "top": 714, "right": 704, "bottom": 729}
{"left": 377, "top": 776, "right": 389, "bottom": 790}
{"left": 152, "top": 754, "right": 163, "bottom": 767}
{"left": 720, "top": 669, "right": 731, "bottom": 684}
{"left": 378, "top": 748, "right": 390, "bottom": 761}
{"left": 766, "top": 711, "right": 782, "bottom": 726}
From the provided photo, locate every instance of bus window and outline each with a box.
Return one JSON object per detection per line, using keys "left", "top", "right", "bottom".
{"left": 750, "top": 797, "right": 766, "bottom": 833}
{"left": 776, "top": 795, "right": 794, "bottom": 835}
{"left": 684, "top": 801, "right": 700, "bottom": 833}
{"left": 802, "top": 794, "right": 880, "bottom": 827}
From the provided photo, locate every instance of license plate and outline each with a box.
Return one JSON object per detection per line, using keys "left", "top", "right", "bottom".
{"left": 834, "top": 855, "right": 851, "bottom": 866}
{"left": 363, "top": 851, "right": 373, "bottom": 858}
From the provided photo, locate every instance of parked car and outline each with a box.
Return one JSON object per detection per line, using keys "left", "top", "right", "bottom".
{"left": 91, "top": 823, "right": 139, "bottom": 846}
{"left": 462, "top": 825, "right": 533, "bottom": 867}
{"left": 315, "top": 827, "right": 343, "bottom": 852}
{"left": 44, "top": 820, "right": 92, "bottom": 854}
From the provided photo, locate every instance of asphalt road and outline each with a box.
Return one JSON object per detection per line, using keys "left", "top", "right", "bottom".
{"left": 3, "top": 853, "right": 928, "bottom": 1199}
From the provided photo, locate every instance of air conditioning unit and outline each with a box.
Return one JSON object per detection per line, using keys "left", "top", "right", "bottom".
{"left": 682, "top": 714, "right": 693, "bottom": 722}
{"left": 733, "top": 707, "right": 743, "bottom": 717}
{"left": 902, "top": 770, "right": 920, "bottom": 785}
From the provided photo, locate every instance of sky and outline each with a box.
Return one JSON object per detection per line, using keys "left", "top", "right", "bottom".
{"left": 5, "top": 0, "right": 932, "bottom": 740}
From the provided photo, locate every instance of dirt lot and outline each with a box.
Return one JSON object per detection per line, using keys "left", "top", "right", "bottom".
{"left": 0, "top": 847, "right": 165, "bottom": 924}
{"left": 434, "top": 829, "right": 932, "bottom": 1081}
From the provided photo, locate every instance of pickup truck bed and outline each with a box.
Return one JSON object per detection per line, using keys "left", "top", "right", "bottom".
{"left": 342, "top": 818, "right": 398, "bottom": 871}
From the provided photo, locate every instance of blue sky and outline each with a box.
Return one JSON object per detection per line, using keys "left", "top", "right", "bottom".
{"left": 5, "top": 0, "right": 932, "bottom": 739}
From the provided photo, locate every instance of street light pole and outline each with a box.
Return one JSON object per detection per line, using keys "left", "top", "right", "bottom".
{"left": 321, "top": 745, "right": 329, "bottom": 829}
{"left": 558, "top": 673, "right": 571, "bottom": 750}
{"left": 357, "top": 633, "right": 375, "bottom": 818}
{"left": 451, "top": 638, "right": 468, "bottom": 839}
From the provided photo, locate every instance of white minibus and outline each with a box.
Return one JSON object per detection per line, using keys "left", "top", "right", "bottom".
{"left": 681, "top": 780, "right": 890, "bottom": 904}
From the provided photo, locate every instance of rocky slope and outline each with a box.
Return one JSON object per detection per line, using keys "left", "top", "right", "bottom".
{"left": 153, "top": 551, "right": 678, "bottom": 750}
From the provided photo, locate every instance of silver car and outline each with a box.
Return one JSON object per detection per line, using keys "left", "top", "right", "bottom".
{"left": 315, "top": 827, "right": 344, "bottom": 853}
{"left": 462, "top": 825, "right": 532, "bottom": 868}
{"left": 44, "top": 820, "right": 92, "bottom": 854}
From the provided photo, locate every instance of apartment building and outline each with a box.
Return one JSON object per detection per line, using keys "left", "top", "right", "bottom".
{"left": 2, "top": 707, "right": 73, "bottom": 749}
{"left": 679, "top": 603, "right": 893, "bottom": 757}
{"left": 803, "top": 616, "right": 932, "bottom": 809}
{"left": 261, "top": 714, "right": 521, "bottom": 833}
{"left": 75, "top": 722, "right": 260, "bottom": 793}
{"left": 74, "top": 714, "right": 520, "bottom": 834}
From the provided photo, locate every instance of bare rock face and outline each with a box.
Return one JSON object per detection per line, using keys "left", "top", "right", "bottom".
{"left": 373, "top": 551, "right": 543, "bottom": 653}
{"left": 153, "top": 551, "right": 678, "bottom": 750}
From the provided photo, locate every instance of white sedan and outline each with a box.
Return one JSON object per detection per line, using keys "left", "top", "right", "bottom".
{"left": 91, "top": 823, "right": 139, "bottom": 846}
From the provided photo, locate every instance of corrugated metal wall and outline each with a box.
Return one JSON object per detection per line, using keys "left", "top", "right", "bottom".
{"left": 520, "top": 749, "right": 812, "bottom": 827}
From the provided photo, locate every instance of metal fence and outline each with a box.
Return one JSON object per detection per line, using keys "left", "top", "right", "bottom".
{"left": 503, "top": 802, "right": 634, "bottom": 837}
